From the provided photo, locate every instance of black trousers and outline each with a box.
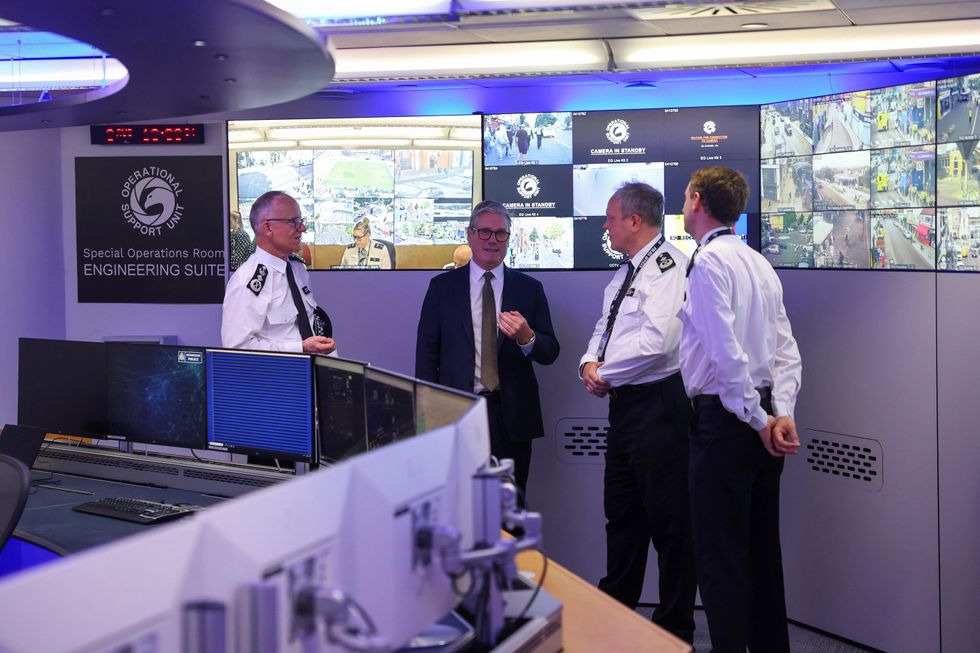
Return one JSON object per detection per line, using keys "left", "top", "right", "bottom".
{"left": 689, "top": 397, "right": 790, "bottom": 653}
{"left": 483, "top": 391, "right": 532, "bottom": 502}
{"left": 598, "top": 373, "right": 697, "bottom": 643}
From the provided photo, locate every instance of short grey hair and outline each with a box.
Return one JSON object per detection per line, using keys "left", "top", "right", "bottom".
{"left": 612, "top": 182, "right": 664, "bottom": 229}
{"left": 469, "top": 199, "right": 512, "bottom": 228}
{"left": 249, "top": 191, "right": 293, "bottom": 231}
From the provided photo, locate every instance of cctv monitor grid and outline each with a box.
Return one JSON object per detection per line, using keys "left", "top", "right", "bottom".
{"left": 761, "top": 72, "right": 980, "bottom": 271}
{"left": 483, "top": 107, "right": 759, "bottom": 269}
{"left": 17, "top": 338, "right": 426, "bottom": 469}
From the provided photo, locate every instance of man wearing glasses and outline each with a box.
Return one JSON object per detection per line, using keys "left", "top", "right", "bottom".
{"left": 415, "top": 200, "right": 560, "bottom": 497}
{"left": 222, "top": 191, "right": 336, "bottom": 354}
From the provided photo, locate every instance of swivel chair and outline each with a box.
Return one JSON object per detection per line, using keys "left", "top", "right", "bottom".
{"left": 0, "top": 453, "right": 30, "bottom": 553}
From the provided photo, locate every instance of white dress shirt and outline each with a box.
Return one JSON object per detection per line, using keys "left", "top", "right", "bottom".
{"left": 221, "top": 246, "right": 321, "bottom": 352}
{"left": 470, "top": 262, "right": 534, "bottom": 392}
{"left": 579, "top": 235, "right": 689, "bottom": 387}
{"left": 679, "top": 227, "right": 802, "bottom": 431}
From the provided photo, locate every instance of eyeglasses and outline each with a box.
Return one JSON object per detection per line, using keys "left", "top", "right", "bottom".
{"left": 471, "top": 227, "right": 511, "bottom": 242}
{"left": 266, "top": 217, "right": 304, "bottom": 229}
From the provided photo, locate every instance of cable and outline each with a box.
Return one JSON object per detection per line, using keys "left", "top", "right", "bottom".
{"left": 512, "top": 548, "right": 548, "bottom": 625}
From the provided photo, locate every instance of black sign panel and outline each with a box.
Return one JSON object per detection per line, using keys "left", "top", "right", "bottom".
{"left": 483, "top": 164, "right": 573, "bottom": 218}
{"left": 664, "top": 159, "right": 761, "bottom": 214}
{"left": 572, "top": 216, "right": 626, "bottom": 269}
{"left": 663, "top": 106, "right": 760, "bottom": 162}
{"left": 572, "top": 109, "right": 665, "bottom": 164}
{"left": 75, "top": 156, "right": 225, "bottom": 303}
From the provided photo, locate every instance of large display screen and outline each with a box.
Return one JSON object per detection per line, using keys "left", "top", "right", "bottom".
{"left": 228, "top": 116, "right": 481, "bottom": 271}
{"left": 483, "top": 106, "right": 759, "bottom": 269}
{"left": 761, "top": 73, "right": 980, "bottom": 271}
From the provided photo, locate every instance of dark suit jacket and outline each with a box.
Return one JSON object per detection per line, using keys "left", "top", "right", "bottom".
{"left": 415, "top": 264, "right": 560, "bottom": 441}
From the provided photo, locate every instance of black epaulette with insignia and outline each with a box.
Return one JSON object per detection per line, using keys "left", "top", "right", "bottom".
{"left": 346, "top": 243, "right": 357, "bottom": 249}
{"left": 248, "top": 263, "right": 268, "bottom": 295}
{"left": 372, "top": 241, "right": 385, "bottom": 250}
{"left": 656, "top": 252, "right": 676, "bottom": 273}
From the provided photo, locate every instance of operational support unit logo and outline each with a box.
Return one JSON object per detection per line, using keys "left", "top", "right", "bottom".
{"left": 606, "top": 119, "right": 630, "bottom": 144}
{"left": 120, "top": 166, "right": 185, "bottom": 236}
{"left": 517, "top": 173, "right": 541, "bottom": 199}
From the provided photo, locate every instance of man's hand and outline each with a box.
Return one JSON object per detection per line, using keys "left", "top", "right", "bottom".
{"left": 302, "top": 336, "right": 336, "bottom": 354}
{"left": 758, "top": 415, "right": 782, "bottom": 458}
{"left": 499, "top": 310, "right": 535, "bottom": 345}
{"left": 771, "top": 415, "right": 800, "bottom": 455}
{"left": 581, "top": 361, "right": 611, "bottom": 398}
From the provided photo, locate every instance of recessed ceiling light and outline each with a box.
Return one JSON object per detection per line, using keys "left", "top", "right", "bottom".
{"left": 193, "top": 40, "right": 207, "bottom": 47}
{"left": 741, "top": 23, "right": 769, "bottom": 30}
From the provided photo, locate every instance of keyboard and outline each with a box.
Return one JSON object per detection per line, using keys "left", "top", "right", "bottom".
{"left": 72, "top": 496, "right": 200, "bottom": 525}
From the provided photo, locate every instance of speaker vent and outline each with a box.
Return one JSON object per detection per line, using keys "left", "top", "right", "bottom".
{"left": 41, "top": 447, "right": 180, "bottom": 475}
{"left": 183, "top": 468, "right": 277, "bottom": 488}
{"left": 555, "top": 418, "right": 608, "bottom": 464}
{"left": 803, "top": 429, "right": 882, "bottom": 492}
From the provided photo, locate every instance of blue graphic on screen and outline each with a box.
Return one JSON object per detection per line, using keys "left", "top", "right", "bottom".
{"left": 106, "top": 343, "right": 207, "bottom": 448}
{"left": 207, "top": 350, "right": 313, "bottom": 461}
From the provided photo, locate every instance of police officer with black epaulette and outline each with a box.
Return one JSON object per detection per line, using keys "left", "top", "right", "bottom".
{"left": 579, "top": 181, "right": 697, "bottom": 644}
{"left": 339, "top": 217, "right": 392, "bottom": 269}
{"left": 221, "top": 191, "right": 335, "bottom": 354}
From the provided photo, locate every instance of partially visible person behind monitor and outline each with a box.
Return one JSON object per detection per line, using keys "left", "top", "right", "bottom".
{"left": 229, "top": 209, "right": 254, "bottom": 272}
{"left": 443, "top": 244, "right": 472, "bottom": 269}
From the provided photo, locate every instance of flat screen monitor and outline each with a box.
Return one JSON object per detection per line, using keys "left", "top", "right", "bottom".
{"left": 105, "top": 343, "right": 208, "bottom": 449}
{"left": 415, "top": 381, "right": 477, "bottom": 434}
{"left": 17, "top": 338, "right": 109, "bottom": 438}
{"left": 206, "top": 349, "right": 314, "bottom": 462}
{"left": 364, "top": 367, "right": 416, "bottom": 451}
{"left": 315, "top": 356, "right": 368, "bottom": 463}
{"left": 0, "top": 424, "right": 47, "bottom": 470}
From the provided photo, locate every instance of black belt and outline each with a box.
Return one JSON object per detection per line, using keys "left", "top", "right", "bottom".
{"left": 693, "top": 386, "right": 771, "bottom": 409}
{"left": 609, "top": 372, "right": 680, "bottom": 400}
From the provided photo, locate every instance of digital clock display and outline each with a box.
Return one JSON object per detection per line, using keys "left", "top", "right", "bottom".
{"left": 90, "top": 124, "right": 205, "bottom": 145}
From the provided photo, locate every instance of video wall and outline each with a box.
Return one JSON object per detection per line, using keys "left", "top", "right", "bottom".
{"left": 483, "top": 107, "right": 758, "bottom": 269}
{"left": 228, "top": 116, "right": 481, "bottom": 270}
{"left": 761, "top": 72, "right": 980, "bottom": 271}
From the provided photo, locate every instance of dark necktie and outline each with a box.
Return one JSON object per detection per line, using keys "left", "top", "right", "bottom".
{"left": 480, "top": 271, "right": 499, "bottom": 391}
{"left": 598, "top": 261, "right": 634, "bottom": 362}
{"left": 285, "top": 262, "right": 314, "bottom": 340}
{"left": 358, "top": 248, "right": 368, "bottom": 266}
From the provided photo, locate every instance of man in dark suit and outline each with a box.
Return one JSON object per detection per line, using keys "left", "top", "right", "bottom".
{"left": 416, "top": 200, "right": 560, "bottom": 496}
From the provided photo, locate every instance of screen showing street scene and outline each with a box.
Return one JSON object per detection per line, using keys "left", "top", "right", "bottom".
{"left": 229, "top": 116, "right": 480, "bottom": 270}
{"left": 483, "top": 104, "right": 760, "bottom": 269}
{"left": 758, "top": 77, "right": 980, "bottom": 271}
{"left": 761, "top": 99, "right": 814, "bottom": 158}
{"left": 938, "top": 207, "right": 980, "bottom": 271}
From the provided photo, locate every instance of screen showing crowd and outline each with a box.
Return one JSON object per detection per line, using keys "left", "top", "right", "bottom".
{"left": 760, "top": 72, "right": 980, "bottom": 272}
{"left": 228, "top": 116, "right": 482, "bottom": 271}
{"left": 482, "top": 107, "right": 759, "bottom": 269}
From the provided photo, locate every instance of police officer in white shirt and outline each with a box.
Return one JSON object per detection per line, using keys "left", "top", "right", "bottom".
{"left": 579, "top": 182, "right": 697, "bottom": 644}
{"left": 222, "top": 191, "right": 336, "bottom": 354}
{"left": 679, "top": 166, "right": 802, "bottom": 653}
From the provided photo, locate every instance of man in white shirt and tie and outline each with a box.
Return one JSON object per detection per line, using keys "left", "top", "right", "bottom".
{"left": 579, "top": 182, "right": 697, "bottom": 643}
{"left": 680, "top": 166, "right": 802, "bottom": 653}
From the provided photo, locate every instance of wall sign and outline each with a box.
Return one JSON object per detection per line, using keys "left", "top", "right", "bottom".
{"left": 75, "top": 156, "right": 225, "bottom": 303}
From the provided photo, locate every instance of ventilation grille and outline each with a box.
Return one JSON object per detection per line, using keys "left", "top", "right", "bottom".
{"left": 803, "top": 429, "right": 882, "bottom": 492}
{"left": 631, "top": 1, "right": 835, "bottom": 20}
{"left": 41, "top": 447, "right": 180, "bottom": 476}
{"left": 555, "top": 418, "right": 608, "bottom": 464}
{"left": 183, "top": 467, "right": 277, "bottom": 488}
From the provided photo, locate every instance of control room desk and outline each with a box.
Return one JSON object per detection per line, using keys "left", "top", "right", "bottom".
{"left": 13, "top": 473, "right": 690, "bottom": 653}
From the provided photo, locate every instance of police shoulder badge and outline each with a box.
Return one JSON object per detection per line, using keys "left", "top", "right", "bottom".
{"left": 373, "top": 241, "right": 385, "bottom": 250}
{"left": 346, "top": 242, "right": 357, "bottom": 249}
{"left": 656, "top": 252, "right": 676, "bottom": 272}
{"left": 248, "top": 263, "right": 268, "bottom": 295}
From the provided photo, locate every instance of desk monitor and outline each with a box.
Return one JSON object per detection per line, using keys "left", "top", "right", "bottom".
{"left": 17, "top": 338, "right": 109, "bottom": 438}
{"left": 415, "top": 381, "right": 478, "bottom": 434}
{"left": 314, "top": 356, "right": 368, "bottom": 463}
{"left": 364, "top": 367, "right": 416, "bottom": 451}
{"left": 206, "top": 349, "right": 314, "bottom": 462}
{"left": 0, "top": 424, "right": 47, "bottom": 470}
{"left": 105, "top": 343, "right": 208, "bottom": 449}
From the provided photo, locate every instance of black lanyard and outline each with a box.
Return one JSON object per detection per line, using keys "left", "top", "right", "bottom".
{"left": 685, "top": 227, "right": 734, "bottom": 277}
{"left": 597, "top": 234, "right": 664, "bottom": 361}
